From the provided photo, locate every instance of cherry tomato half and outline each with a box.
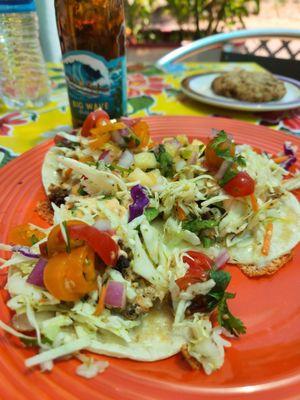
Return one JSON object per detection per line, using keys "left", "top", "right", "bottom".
{"left": 205, "top": 137, "right": 235, "bottom": 170}
{"left": 176, "top": 251, "right": 214, "bottom": 290}
{"left": 81, "top": 109, "right": 110, "bottom": 137}
{"left": 47, "top": 220, "right": 87, "bottom": 257}
{"left": 68, "top": 225, "right": 119, "bottom": 267}
{"left": 44, "top": 245, "right": 97, "bottom": 302}
{"left": 223, "top": 171, "right": 255, "bottom": 197}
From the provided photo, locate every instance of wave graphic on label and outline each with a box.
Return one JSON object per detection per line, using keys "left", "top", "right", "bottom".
{"left": 63, "top": 52, "right": 123, "bottom": 98}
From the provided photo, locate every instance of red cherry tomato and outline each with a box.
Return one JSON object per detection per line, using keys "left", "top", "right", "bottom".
{"left": 176, "top": 251, "right": 214, "bottom": 290}
{"left": 81, "top": 109, "right": 110, "bottom": 137}
{"left": 205, "top": 138, "right": 235, "bottom": 170}
{"left": 68, "top": 224, "right": 119, "bottom": 266}
{"left": 223, "top": 171, "right": 255, "bottom": 197}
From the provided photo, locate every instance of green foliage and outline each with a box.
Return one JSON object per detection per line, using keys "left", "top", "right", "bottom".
{"left": 125, "top": 0, "right": 260, "bottom": 42}
{"left": 125, "top": 0, "right": 157, "bottom": 38}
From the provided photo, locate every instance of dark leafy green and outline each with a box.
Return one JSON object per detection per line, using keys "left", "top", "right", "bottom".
{"left": 78, "top": 186, "right": 88, "bottom": 196}
{"left": 219, "top": 165, "right": 238, "bottom": 186}
{"left": 217, "top": 292, "right": 246, "bottom": 336}
{"left": 201, "top": 236, "right": 214, "bottom": 248}
{"left": 182, "top": 218, "right": 218, "bottom": 234}
{"left": 144, "top": 207, "right": 160, "bottom": 222}
{"left": 30, "top": 234, "right": 39, "bottom": 246}
{"left": 20, "top": 336, "right": 52, "bottom": 347}
{"left": 206, "top": 269, "right": 246, "bottom": 336}
{"left": 211, "top": 130, "right": 227, "bottom": 150}
{"left": 155, "top": 144, "right": 175, "bottom": 178}
{"left": 210, "top": 131, "right": 247, "bottom": 185}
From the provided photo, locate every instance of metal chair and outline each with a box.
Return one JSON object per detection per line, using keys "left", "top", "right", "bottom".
{"left": 156, "top": 28, "right": 300, "bottom": 79}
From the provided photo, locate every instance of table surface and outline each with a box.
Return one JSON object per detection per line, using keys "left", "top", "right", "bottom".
{"left": 0, "top": 62, "right": 299, "bottom": 168}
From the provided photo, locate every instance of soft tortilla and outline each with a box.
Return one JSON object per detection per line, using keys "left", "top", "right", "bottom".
{"left": 88, "top": 304, "right": 184, "bottom": 362}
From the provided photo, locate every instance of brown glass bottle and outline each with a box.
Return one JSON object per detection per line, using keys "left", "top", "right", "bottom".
{"left": 55, "top": 0, "right": 127, "bottom": 127}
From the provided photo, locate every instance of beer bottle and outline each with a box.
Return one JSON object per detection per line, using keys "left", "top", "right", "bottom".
{"left": 55, "top": 0, "right": 127, "bottom": 127}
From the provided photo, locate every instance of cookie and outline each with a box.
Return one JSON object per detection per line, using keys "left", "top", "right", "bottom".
{"left": 212, "top": 69, "right": 286, "bottom": 103}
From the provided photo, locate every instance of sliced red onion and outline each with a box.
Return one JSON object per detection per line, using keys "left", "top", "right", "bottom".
{"left": 93, "top": 219, "right": 112, "bottom": 232}
{"left": 104, "top": 281, "right": 126, "bottom": 309}
{"left": 283, "top": 141, "right": 297, "bottom": 157}
{"left": 215, "top": 160, "right": 230, "bottom": 180}
{"left": 165, "top": 138, "right": 181, "bottom": 150}
{"left": 12, "top": 246, "right": 40, "bottom": 259}
{"left": 129, "top": 184, "right": 150, "bottom": 222}
{"left": 118, "top": 128, "right": 130, "bottom": 137}
{"left": 121, "top": 117, "right": 141, "bottom": 128}
{"left": 27, "top": 258, "right": 47, "bottom": 288}
{"left": 188, "top": 151, "right": 198, "bottom": 165}
{"left": 111, "top": 131, "right": 126, "bottom": 147}
{"left": 118, "top": 150, "right": 134, "bottom": 169}
{"left": 281, "top": 156, "right": 297, "bottom": 170}
{"left": 99, "top": 150, "right": 112, "bottom": 164}
{"left": 12, "top": 313, "right": 34, "bottom": 332}
{"left": 215, "top": 249, "right": 230, "bottom": 270}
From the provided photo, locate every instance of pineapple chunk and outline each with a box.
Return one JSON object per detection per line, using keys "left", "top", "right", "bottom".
{"left": 128, "top": 168, "right": 159, "bottom": 187}
{"left": 134, "top": 152, "right": 157, "bottom": 170}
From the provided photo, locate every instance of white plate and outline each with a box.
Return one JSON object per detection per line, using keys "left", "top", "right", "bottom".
{"left": 181, "top": 72, "right": 300, "bottom": 112}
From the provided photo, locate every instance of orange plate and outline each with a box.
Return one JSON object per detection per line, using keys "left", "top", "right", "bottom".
{"left": 0, "top": 116, "right": 300, "bottom": 400}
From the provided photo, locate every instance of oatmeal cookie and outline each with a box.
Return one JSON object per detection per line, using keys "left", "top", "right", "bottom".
{"left": 212, "top": 69, "right": 286, "bottom": 102}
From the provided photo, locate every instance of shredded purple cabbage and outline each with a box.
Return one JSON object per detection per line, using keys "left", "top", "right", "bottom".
{"left": 281, "top": 142, "right": 297, "bottom": 170}
{"left": 12, "top": 245, "right": 40, "bottom": 259}
{"left": 281, "top": 156, "right": 297, "bottom": 170}
{"left": 128, "top": 185, "right": 149, "bottom": 222}
{"left": 283, "top": 141, "right": 296, "bottom": 157}
{"left": 27, "top": 258, "right": 47, "bottom": 288}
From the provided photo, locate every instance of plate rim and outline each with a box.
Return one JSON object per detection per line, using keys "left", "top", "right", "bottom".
{"left": 0, "top": 115, "right": 300, "bottom": 399}
{"left": 181, "top": 72, "right": 300, "bottom": 112}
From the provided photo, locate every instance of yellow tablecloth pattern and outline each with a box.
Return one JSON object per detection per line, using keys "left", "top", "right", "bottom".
{"left": 0, "top": 62, "right": 299, "bottom": 167}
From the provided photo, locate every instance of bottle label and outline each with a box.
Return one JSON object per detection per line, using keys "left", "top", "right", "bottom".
{"left": 0, "top": 0, "right": 36, "bottom": 13}
{"left": 62, "top": 50, "right": 127, "bottom": 123}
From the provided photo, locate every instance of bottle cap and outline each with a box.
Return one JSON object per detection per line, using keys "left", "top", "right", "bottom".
{"left": 0, "top": 0, "right": 36, "bottom": 13}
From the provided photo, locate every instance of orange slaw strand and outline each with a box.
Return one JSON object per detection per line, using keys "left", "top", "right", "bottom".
{"left": 177, "top": 205, "right": 187, "bottom": 221}
{"left": 89, "top": 132, "right": 111, "bottom": 150}
{"left": 272, "top": 155, "right": 289, "bottom": 164}
{"left": 250, "top": 193, "right": 259, "bottom": 212}
{"left": 91, "top": 122, "right": 126, "bottom": 136}
{"left": 94, "top": 284, "right": 107, "bottom": 316}
{"left": 261, "top": 222, "right": 273, "bottom": 256}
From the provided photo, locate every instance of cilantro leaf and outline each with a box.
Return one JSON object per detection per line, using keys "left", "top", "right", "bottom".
{"left": 209, "top": 130, "right": 247, "bottom": 177}
{"left": 217, "top": 292, "right": 246, "bottom": 336}
{"left": 205, "top": 269, "right": 246, "bottom": 336}
{"left": 20, "top": 336, "right": 53, "bottom": 347}
{"left": 182, "top": 219, "right": 218, "bottom": 234}
{"left": 211, "top": 130, "right": 228, "bottom": 149}
{"left": 155, "top": 145, "right": 175, "bottom": 178}
{"left": 210, "top": 270, "right": 231, "bottom": 292}
{"left": 144, "top": 207, "right": 160, "bottom": 222}
{"left": 201, "top": 236, "right": 214, "bottom": 248}
{"left": 30, "top": 234, "right": 39, "bottom": 245}
{"left": 78, "top": 186, "right": 88, "bottom": 196}
{"left": 235, "top": 154, "right": 247, "bottom": 167}
{"left": 219, "top": 166, "right": 238, "bottom": 186}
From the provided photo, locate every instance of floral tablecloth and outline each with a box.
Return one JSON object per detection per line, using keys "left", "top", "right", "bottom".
{"left": 0, "top": 62, "right": 299, "bottom": 168}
